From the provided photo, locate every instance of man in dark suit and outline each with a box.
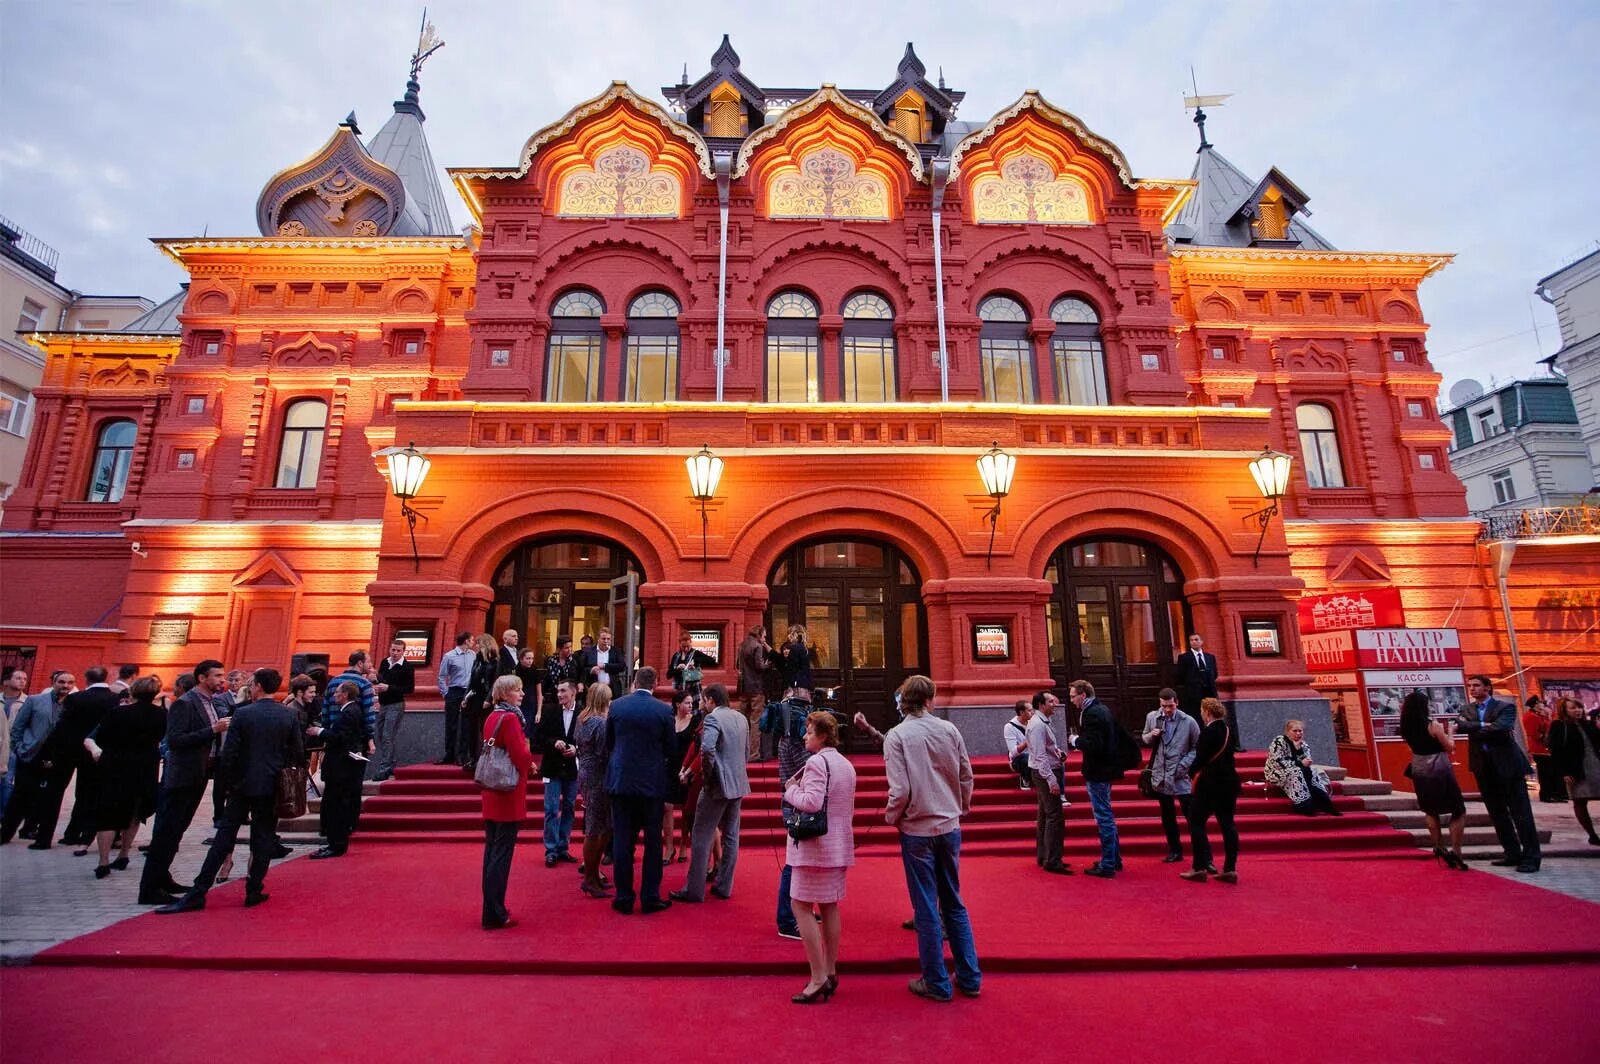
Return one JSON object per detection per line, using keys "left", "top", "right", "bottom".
{"left": 574, "top": 627, "right": 626, "bottom": 696}
{"left": 138, "top": 660, "right": 230, "bottom": 904}
{"left": 160, "top": 667, "right": 302, "bottom": 912}
{"left": 40, "top": 666, "right": 118, "bottom": 847}
{"left": 498, "top": 629, "right": 522, "bottom": 676}
{"left": 537, "top": 679, "right": 582, "bottom": 867}
{"left": 1173, "top": 633, "right": 1219, "bottom": 720}
{"left": 1459, "top": 673, "right": 1540, "bottom": 873}
{"left": 604, "top": 666, "right": 675, "bottom": 915}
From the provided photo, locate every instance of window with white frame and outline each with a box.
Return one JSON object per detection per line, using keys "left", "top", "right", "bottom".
{"left": 547, "top": 290, "right": 604, "bottom": 402}
{"left": 0, "top": 380, "right": 33, "bottom": 436}
{"left": 275, "top": 399, "right": 327, "bottom": 488}
{"left": 765, "top": 290, "right": 820, "bottom": 402}
{"left": 17, "top": 298, "right": 45, "bottom": 334}
{"left": 86, "top": 419, "right": 137, "bottom": 502}
{"left": 978, "top": 295, "right": 1034, "bottom": 403}
{"left": 624, "top": 291, "right": 680, "bottom": 402}
{"left": 1475, "top": 407, "right": 1501, "bottom": 441}
{"left": 1049, "top": 296, "right": 1107, "bottom": 405}
{"left": 1296, "top": 402, "right": 1347, "bottom": 489}
{"left": 841, "top": 292, "right": 895, "bottom": 402}
{"left": 1491, "top": 468, "right": 1516, "bottom": 506}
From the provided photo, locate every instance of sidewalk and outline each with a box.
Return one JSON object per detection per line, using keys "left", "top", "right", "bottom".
{"left": 1, "top": 782, "right": 305, "bottom": 961}
{"left": 1471, "top": 786, "right": 1600, "bottom": 903}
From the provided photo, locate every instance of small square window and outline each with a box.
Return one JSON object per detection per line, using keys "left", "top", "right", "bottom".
{"left": 185, "top": 396, "right": 205, "bottom": 414}
{"left": 1210, "top": 346, "right": 1226, "bottom": 361}
{"left": 404, "top": 339, "right": 420, "bottom": 355}
{"left": 1391, "top": 350, "right": 1406, "bottom": 363}
{"left": 490, "top": 347, "right": 511, "bottom": 367}
{"left": 204, "top": 341, "right": 220, "bottom": 355}
{"left": 175, "top": 450, "right": 196, "bottom": 470}
{"left": 1407, "top": 401, "right": 1424, "bottom": 419}
{"left": 1418, "top": 453, "right": 1435, "bottom": 470}
{"left": 1219, "top": 400, "right": 1237, "bottom": 409}
{"left": 1140, "top": 352, "right": 1161, "bottom": 371}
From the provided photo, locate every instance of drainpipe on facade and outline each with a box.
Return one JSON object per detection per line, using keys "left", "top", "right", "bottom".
{"left": 930, "top": 157, "right": 951, "bottom": 403}
{"left": 1489, "top": 539, "right": 1531, "bottom": 713}
{"left": 714, "top": 152, "right": 732, "bottom": 402}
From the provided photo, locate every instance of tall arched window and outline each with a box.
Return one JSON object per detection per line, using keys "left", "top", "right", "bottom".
{"left": 275, "top": 399, "right": 327, "bottom": 488}
{"left": 1049, "top": 296, "right": 1107, "bottom": 405}
{"left": 1296, "top": 403, "right": 1346, "bottom": 488}
{"left": 624, "top": 291, "right": 680, "bottom": 402}
{"left": 978, "top": 295, "right": 1034, "bottom": 403}
{"left": 841, "top": 291, "right": 895, "bottom": 402}
{"left": 85, "top": 419, "right": 136, "bottom": 503}
{"left": 766, "top": 290, "right": 820, "bottom": 402}
{"left": 547, "top": 289, "right": 604, "bottom": 402}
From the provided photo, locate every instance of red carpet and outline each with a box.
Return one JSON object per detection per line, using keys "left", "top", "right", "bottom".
{"left": 333, "top": 754, "right": 1413, "bottom": 858}
{"left": 36, "top": 844, "right": 1600, "bottom": 975}
{"left": 6, "top": 965, "right": 1599, "bottom": 1064}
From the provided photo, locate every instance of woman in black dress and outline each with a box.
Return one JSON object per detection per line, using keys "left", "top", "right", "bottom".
{"left": 85, "top": 675, "right": 167, "bottom": 879}
{"left": 1399, "top": 691, "right": 1468, "bottom": 869}
{"left": 661, "top": 690, "right": 702, "bottom": 863}
{"left": 1181, "top": 697, "right": 1241, "bottom": 883}
{"left": 462, "top": 634, "right": 506, "bottom": 773}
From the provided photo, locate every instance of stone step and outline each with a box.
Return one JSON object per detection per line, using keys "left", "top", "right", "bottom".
{"left": 1335, "top": 778, "right": 1394, "bottom": 797}
{"left": 1402, "top": 827, "right": 1554, "bottom": 848}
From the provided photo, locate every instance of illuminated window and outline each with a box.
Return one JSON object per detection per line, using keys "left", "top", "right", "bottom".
{"left": 275, "top": 399, "right": 327, "bottom": 489}
{"left": 1254, "top": 189, "right": 1289, "bottom": 240}
{"left": 841, "top": 292, "right": 895, "bottom": 402}
{"left": 547, "top": 289, "right": 604, "bottom": 402}
{"left": 705, "top": 83, "right": 745, "bottom": 138}
{"left": 890, "top": 91, "right": 925, "bottom": 142}
{"left": 1049, "top": 296, "right": 1106, "bottom": 405}
{"left": 766, "top": 291, "right": 820, "bottom": 402}
{"left": 1296, "top": 403, "right": 1346, "bottom": 488}
{"left": 978, "top": 295, "right": 1033, "bottom": 403}
{"left": 86, "top": 419, "right": 137, "bottom": 502}
{"left": 624, "top": 291, "right": 680, "bottom": 402}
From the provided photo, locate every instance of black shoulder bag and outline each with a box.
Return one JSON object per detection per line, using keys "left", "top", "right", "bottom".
{"left": 782, "top": 753, "right": 831, "bottom": 841}
{"left": 1007, "top": 721, "right": 1033, "bottom": 785}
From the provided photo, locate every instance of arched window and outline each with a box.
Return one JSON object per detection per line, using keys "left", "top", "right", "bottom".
{"left": 85, "top": 419, "right": 136, "bottom": 503}
{"left": 275, "top": 399, "right": 327, "bottom": 488}
{"left": 624, "top": 291, "right": 680, "bottom": 402}
{"left": 1296, "top": 403, "right": 1346, "bottom": 488}
{"left": 766, "top": 290, "right": 820, "bottom": 402}
{"left": 1049, "top": 296, "right": 1107, "bottom": 405}
{"left": 547, "top": 289, "right": 604, "bottom": 402}
{"left": 841, "top": 292, "right": 895, "bottom": 402}
{"left": 978, "top": 295, "right": 1034, "bottom": 403}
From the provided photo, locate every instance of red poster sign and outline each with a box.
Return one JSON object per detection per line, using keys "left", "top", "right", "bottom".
{"left": 1354, "top": 628, "right": 1463, "bottom": 670}
{"left": 1298, "top": 587, "right": 1406, "bottom": 633}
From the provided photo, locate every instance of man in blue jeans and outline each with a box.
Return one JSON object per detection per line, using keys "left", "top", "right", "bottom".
{"left": 537, "top": 680, "right": 582, "bottom": 867}
{"left": 1069, "top": 679, "right": 1123, "bottom": 877}
{"left": 884, "top": 675, "right": 980, "bottom": 1001}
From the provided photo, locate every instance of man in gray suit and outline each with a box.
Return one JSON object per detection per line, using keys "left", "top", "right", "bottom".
{"left": 1459, "top": 673, "right": 1540, "bottom": 873}
{"left": 1, "top": 671, "right": 72, "bottom": 845}
{"left": 672, "top": 683, "right": 750, "bottom": 903}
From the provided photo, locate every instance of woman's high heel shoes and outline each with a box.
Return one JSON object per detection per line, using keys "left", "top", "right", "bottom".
{"left": 791, "top": 982, "right": 834, "bottom": 1005}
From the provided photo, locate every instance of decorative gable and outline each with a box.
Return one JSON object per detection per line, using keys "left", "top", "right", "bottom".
{"left": 970, "top": 152, "right": 1093, "bottom": 224}
{"left": 558, "top": 144, "right": 682, "bottom": 218}
{"left": 255, "top": 120, "right": 409, "bottom": 238}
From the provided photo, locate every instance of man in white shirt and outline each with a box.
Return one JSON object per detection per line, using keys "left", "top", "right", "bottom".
{"left": 1027, "top": 690, "right": 1070, "bottom": 874}
{"left": 435, "top": 632, "right": 476, "bottom": 766}
{"left": 537, "top": 680, "right": 582, "bottom": 867}
{"left": 1002, "top": 700, "right": 1032, "bottom": 790}
{"left": 577, "top": 627, "right": 624, "bottom": 694}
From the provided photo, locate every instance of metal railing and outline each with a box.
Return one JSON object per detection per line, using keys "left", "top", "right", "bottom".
{"left": 1476, "top": 502, "right": 1600, "bottom": 542}
{"left": 0, "top": 212, "right": 61, "bottom": 273}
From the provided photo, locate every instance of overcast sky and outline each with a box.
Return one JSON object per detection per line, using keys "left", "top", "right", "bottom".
{"left": 3, "top": 0, "right": 1596, "bottom": 395}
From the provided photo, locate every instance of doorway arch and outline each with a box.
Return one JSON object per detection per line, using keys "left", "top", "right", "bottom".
{"left": 487, "top": 537, "right": 645, "bottom": 668}
{"left": 767, "top": 537, "right": 926, "bottom": 743}
{"left": 1045, "top": 537, "right": 1190, "bottom": 730}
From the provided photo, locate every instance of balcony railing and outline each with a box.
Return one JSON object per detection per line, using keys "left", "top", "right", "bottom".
{"left": 1476, "top": 502, "right": 1600, "bottom": 542}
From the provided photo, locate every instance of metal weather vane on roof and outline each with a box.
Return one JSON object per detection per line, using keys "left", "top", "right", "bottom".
{"left": 410, "top": 9, "right": 445, "bottom": 80}
{"left": 1183, "top": 66, "right": 1231, "bottom": 152}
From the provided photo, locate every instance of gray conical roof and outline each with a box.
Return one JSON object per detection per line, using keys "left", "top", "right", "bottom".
{"left": 1167, "top": 144, "right": 1332, "bottom": 250}
{"left": 366, "top": 78, "right": 457, "bottom": 236}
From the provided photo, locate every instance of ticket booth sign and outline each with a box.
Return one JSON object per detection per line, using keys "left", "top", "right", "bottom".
{"left": 1354, "top": 628, "right": 1463, "bottom": 670}
{"left": 1298, "top": 587, "right": 1406, "bottom": 633}
{"left": 973, "top": 623, "right": 1011, "bottom": 662}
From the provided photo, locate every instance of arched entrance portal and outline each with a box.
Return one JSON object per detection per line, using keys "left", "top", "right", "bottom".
{"left": 1046, "top": 538, "right": 1190, "bottom": 730}
{"left": 488, "top": 538, "right": 644, "bottom": 667}
{"left": 767, "top": 538, "right": 926, "bottom": 745}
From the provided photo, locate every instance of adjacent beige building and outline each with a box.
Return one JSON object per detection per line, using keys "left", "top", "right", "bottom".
{"left": 1, "top": 215, "right": 153, "bottom": 503}
{"left": 1538, "top": 244, "right": 1600, "bottom": 491}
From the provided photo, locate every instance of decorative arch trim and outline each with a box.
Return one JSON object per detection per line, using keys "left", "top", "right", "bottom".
{"left": 254, "top": 125, "right": 407, "bottom": 238}
{"left": 734, "top": 85, "right": 925, "bottom": 182}
{"left": 530, "top": 94, "right": 707, "bottom": 217}
{"left": 447, "top": 488, "right": 677, "bottom": 588}
{"left": 964, "top": 236, "right": 1123, "bottom": 314}
{"left": 732, "top": 485, "right": 962, "bottom": 585}
{"left": 1015, "top": 488, "right": 1234, "bottom": 585}
{"left": 527, "top": 230, "right": 697, "bottom": 305}
{"left": 950, "top": 91, "right": 1135, "bottom": 190}
{"left": 748, "top": 233, "right": 915, "bottom": 305}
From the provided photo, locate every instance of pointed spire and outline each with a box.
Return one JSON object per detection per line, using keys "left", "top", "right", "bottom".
{"left": 680, "top": 62, "right": 689, "bottom": 88}
{"left": 711, "top": 33, "right": 739, "bottom": 69}
{"left": 1194, "top": 106, "right": 1211, "bottom": 152}
{"left": 938, "top": 66, "right": 946, "bottom": 91}
{"left": 899, "top": 42, "right": 926, "bottom": 77}
{"left": 342, "top": 111, "right": 361, "bottom": 135}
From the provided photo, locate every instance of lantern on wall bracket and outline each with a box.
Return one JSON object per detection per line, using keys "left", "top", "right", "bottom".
{"left": 685, "top": 443, "right": 724, "bottom": 573}
{"left": 976, "top": 440, "right": 1017, "bottom": 569}
{"left": 380, "top": 441, "right": 432, "bottom": 572}
{"left": 1245, "top": 445, "right": 1293, "bottom": 568}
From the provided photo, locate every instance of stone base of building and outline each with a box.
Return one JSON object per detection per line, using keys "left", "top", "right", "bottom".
{"left": 1229, "top": 696, "right": 1335, "bottom": 754}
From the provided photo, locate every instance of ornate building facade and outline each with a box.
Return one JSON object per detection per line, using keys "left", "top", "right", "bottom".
{"left": 4, "top": 39, "right": 1595, "bottom": 753}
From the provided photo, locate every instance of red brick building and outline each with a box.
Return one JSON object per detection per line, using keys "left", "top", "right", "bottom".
{"left": 4, "top": 39, "right": 1595, "bottom": 754}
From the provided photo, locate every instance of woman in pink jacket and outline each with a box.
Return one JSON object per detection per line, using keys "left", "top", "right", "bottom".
{"left": 783, "top": 710, "right": 857, "bottom": 1004}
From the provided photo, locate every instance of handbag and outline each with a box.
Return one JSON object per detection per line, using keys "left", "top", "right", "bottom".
{"left": 782, "top": 754, "right": 831, "bottom": 841}
{"left": 1139, "top": 719, "right": 1161, "bottom": 798}
{"left": 474, "top": 712, "right": 521, "bottom": 793}
{"left": 275, "top": 765, "right": 308, "bottom": 819}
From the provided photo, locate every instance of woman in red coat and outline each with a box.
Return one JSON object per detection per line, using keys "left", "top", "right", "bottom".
{"left": 480, "top": 674, "right": 534, "bottom": 930}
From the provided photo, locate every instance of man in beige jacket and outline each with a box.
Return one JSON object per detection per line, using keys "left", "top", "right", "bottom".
{"left": 884, "top": 674, "right": 981, "bottom": 1003}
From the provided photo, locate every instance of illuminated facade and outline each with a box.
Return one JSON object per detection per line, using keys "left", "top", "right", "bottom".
{"left": 3, "top": 38, "right": 1596, "bottom": 754}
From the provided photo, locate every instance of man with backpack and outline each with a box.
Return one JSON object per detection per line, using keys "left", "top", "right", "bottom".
{"left": 1068, "top": 679, "right": 1140, "bottom": 879}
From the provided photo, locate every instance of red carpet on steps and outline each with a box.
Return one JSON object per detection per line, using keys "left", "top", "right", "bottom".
{"left": 336, "top": 754, "right": 1413, "bottom": 857}
{"left": 6, "top": 966, "right": 1599, "bottom": 1064}
{"left": 36, "top": 845, "right": 1600, "bottom": 975}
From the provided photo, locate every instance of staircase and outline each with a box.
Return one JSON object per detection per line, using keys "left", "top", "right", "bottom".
{"left": 280, "top": 753, "right": 1422, "bottom": 859}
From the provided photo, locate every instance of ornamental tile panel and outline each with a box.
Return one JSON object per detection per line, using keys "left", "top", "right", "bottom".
{"left": 971, "top": 153, "right": 1092, "bottom": 224}
{"left": 768, "top": 147, "right": 889, "bottom": 220}
{"left": 557, "top": 145, "right": 681, "bottom": 218}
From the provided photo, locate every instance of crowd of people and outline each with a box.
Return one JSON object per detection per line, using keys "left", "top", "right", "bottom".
{"left": 4, "top": 634, "right": 1597, "bottom": 1000}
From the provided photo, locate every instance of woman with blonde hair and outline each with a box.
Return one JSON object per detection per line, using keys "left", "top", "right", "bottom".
{"left": 479, "top": 674, "right": 533, "bottom": 929}
{"left": 575, "top": 682, "right": 614, "bottom": 897}
{"left": 784, "top": 710, "right": 857, "bottom": 1004}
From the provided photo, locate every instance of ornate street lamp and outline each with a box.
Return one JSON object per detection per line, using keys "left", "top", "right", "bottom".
{"left": 685, "top": 443, "right": 724, "bottom": 573}
{"left": 976, "top": 440, "right": 1017, "bottom": 569}
{"left": 380, "top": 441, "right": 431, "bottom": 572}
{"left": 1246, "top": 445, "right": 1293, "bottom": 568}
